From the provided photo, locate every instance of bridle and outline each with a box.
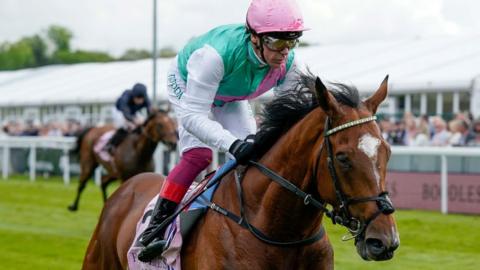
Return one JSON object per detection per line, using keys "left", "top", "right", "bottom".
{"left": 318, "top": 115, "right": 395, "bottom": 240}
{"left": 227, "top": 115, "right": 395, "bottom": 246}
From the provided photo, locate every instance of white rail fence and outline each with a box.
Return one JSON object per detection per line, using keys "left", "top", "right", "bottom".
{"left": 1, "top": 136, "right": 479, "bottom": 214}
{"left": 0, "top": 136, "right": 182, "bottom": 185}
{"left": 0, "top": 136, "right": 75, "bottom": 184}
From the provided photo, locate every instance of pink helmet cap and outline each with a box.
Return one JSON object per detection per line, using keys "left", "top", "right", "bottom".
{"left": 246, "top": 0, "right": 310, "bottom": 34}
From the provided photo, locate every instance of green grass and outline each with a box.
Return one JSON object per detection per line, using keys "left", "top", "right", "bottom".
{"left": 1, "top": 176, "right": 479, "bottom": 269}
{"left": 0, "top": 175, "right": 109, "bottom": 270}
{"left": 325, "top": 211, "right": 480, "bottom": 269}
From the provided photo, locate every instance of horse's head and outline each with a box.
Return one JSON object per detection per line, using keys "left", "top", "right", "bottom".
{"left": 314, "top": 76, "right": 399, "bottom": 261}
{"left": 143, "top": 109, "right": 178, "bottom": 151}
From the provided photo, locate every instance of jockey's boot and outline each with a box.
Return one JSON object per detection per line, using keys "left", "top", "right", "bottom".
{"left": 138, "top": 197, "right": 178, "bottom": 247}
{"left": 104, "top": 128, "right": 128, "bottom": 154}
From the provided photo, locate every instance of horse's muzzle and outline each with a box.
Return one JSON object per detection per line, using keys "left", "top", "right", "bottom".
{"left": 355, "top": 235, "right": 399, "bottom": 261}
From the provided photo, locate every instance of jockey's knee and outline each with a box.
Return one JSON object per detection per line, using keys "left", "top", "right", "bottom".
{"left": 182, "top": 148, "right": 213, "bottom": 170}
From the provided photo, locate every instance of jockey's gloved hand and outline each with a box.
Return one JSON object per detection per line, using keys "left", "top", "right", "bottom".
{"left": 229, "top": 135, "right": 255, "bottom": 165}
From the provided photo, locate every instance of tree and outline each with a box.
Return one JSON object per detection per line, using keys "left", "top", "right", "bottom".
{"left": 53, "top": 50, "right": 113, "bottom": 64}
{"left": 158, "top": 46, "right": 177, "bottom": 58}
{"left": 0, "top": 24, "right": 131, "bottom": 70}
{"left": 0, "top": 41, "right": 35, "bottom": 70}
{"left": 22, "top": 35, "right": 48, "bottom": 66}
{"left": 119, "top": 49, "right": 151, "bottom": 61}
{"left": 47, "top": 25, "right": 73, "bottom": 52}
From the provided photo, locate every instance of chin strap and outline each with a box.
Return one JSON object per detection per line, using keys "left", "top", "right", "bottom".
{"left": 248, "top": 31, "right": 268, "bottom": 64}
{"left": 256, "top": 38, "right": 268, "bottom": 64}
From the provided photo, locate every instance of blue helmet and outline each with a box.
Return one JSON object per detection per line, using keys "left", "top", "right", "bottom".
{"left": 131, "top": 83, "right": 147, "bottom": 98}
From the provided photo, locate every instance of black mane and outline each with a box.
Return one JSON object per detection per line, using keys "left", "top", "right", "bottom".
{"left": 253, "top": 72, "right": 360, "bottom": 158}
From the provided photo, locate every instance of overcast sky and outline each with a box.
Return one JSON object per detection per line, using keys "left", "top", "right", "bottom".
{"left": 1, "top": 0, "right": 479, "bottom": 56}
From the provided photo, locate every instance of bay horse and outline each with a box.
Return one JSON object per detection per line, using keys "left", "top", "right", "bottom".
{"left": 83, "top": 74, "right": 399, "bottom": 269}
{"left": 68, "top": 109, "right": 177, "bottom": 211}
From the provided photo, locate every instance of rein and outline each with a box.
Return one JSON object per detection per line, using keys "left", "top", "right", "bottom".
{"left": 146, "top": 115, "right": 395, "bottom": 248}
{"left": 317, "top": 115, "right": 395, "bottom": 240}
{"left": 198, "top": 169, "right": 325, "bottom": 247}
{"left": 238, "top": 162, "right": 326, "bottom": 246}
{"left": 204, "top": 114, "right": 394, "bottom": 247}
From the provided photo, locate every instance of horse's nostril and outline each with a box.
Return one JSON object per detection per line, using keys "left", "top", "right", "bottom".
{"left": 365, "top": 238, "right": 385, "bottom": 256}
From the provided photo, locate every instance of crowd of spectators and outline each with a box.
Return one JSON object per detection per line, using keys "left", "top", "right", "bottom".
{"left": 1, "top": 119, "right": 83, "bottom": 137}
{"left": 379, "top": 112, "right": 480, "bottom": 147}
{"left": 2, "top": 112, "right": 480, "bottom": 147}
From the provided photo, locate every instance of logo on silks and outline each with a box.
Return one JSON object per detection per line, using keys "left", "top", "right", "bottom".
{"left": 168, "top": 74, "right": 183, "bottom": 100}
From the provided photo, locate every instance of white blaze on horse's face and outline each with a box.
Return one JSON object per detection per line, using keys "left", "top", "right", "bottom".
{"left": 358, "top": 133, "right": 381, "bottom": 187}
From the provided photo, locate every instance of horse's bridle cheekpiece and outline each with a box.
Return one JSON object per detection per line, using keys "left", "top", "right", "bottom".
{"left": 202, "top": 115, "right": 395, "bottom": 247}
{"left": 245, "top": 115, "right": 393, "bottom": 246}
{"left": 322, "top": 115, "right": 395, "bottom": 241}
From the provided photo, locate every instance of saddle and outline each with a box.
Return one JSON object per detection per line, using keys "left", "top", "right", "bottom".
{"left": 93, "top": 130, "right": 115, "bottom": 162}
{"left": 127, "top": 174, "right": 220, "bottom": 270}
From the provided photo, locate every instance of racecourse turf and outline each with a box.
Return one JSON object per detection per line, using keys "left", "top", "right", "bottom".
{"left": 0, "top": 176, "right": 479, "bottom": 270}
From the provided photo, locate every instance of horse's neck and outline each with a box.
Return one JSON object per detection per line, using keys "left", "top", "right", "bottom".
{"left": 133, "top": 133, "right": 158, "bottom": 160}
{"left": 244, "top": 109, "right": 326, "bottom": 237}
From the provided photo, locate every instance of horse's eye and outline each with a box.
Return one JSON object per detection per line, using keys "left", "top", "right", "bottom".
{"left": 335, "top": 153, "right": 351, "bottom": 168}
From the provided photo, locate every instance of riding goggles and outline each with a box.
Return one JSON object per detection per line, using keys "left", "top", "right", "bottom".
{"left": 262, "top": 35, "right": 299, "bottom": 52}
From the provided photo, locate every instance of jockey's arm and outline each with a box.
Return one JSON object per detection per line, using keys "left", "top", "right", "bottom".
{"left": 132, "top": 115, "right": 144, "bottom": 126}
{"left": 122, "top": 110, "right": 135, "bottom": 123}
{"left": 117, "top": 92, "right": 136, "bottom": 122}
{"left": 176, "top": 45, "right": 238, "bottom": 152}
{"left": 125, "top": 119, "right": 137, "bottom": 130}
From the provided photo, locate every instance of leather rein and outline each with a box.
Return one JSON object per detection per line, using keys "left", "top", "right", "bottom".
{"left": 204, "top": 115, "right": 395, "bottom": 246}
{"left": 319, "top": 116, "right": 395, "bottom": 241}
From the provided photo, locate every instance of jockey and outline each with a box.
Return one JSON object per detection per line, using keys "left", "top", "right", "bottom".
{"left": 105, "top": 83, "right": 152, "bottom": 153}
{"left": 139, "top": 0, "right": 309, "bottom": 250}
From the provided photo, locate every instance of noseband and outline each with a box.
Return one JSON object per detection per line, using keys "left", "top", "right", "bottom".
{"left": 242, "top": 115, "right": 394, "bottom": 245}
{"left": 203, "top": 115, "right": 395, "bottom": 247}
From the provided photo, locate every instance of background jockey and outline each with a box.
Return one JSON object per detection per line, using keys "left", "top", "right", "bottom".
{"left": 105, "top": 82, "right": 152, "bottom": 153}
{"left": 139, "top": 0, "right": 309, "bottom": 253}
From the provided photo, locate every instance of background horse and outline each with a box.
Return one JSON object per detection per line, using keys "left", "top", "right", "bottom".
{"left": 82, "top": 74, "right": 399, "bottom": 269}
{"left": 68, "top": 109, "right": 177, "bottom": 211}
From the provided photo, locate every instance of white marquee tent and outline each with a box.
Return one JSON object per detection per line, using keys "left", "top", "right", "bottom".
{"left": 1, "top": 35, "right": 479, "bottom": 118}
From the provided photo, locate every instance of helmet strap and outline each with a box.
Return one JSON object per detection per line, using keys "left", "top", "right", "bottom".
{"left": 246, "top": 23, "right": 268, "bottom": 65}
{"left": 258, "top": 38, "right": 268, "bottom": 64}
{"left": 251, "top": 33, "right": 267, "bottom": 65}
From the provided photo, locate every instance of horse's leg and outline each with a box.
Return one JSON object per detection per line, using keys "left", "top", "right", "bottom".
{"left": 68, "top": 159, "right": 96, "bottom": 211}
{"left": 101, "top": 175, "right": 117, "bottom": 202}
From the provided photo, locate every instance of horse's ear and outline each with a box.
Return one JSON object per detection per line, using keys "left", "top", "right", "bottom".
{"left": 365, "top": 75, "right": 389, "bottom": 114}
{"left": 315, "top": 77, "right": 341, "bottom": 117}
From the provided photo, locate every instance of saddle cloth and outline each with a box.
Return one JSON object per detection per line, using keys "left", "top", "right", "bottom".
{"left": 93, "top": 130, "right": 115, "bottom": 162}
{"left": 127, "top": 176, "right": 219, "bottom": 270}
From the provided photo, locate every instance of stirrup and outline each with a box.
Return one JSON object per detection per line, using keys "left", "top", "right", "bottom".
{"left": 138, "top": 239, "right": 168, "bottom": 262}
